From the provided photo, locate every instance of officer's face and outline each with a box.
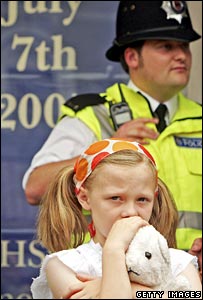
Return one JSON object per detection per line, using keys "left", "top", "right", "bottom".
{"left": 127, "top": 40, "right": 192, "bottom": 100}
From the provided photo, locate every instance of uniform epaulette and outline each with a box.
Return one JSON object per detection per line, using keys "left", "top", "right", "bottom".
{"left": 63, "top": 93, "right": 107, "bottom": 113}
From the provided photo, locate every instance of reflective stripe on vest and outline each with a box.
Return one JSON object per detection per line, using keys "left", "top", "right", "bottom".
{"left": 178, "top": 211, "right": 202, "bottom": 230}
{"left": 92, "top": 105, "right": 114, "bottom": 139}
{"left": 176, "top": 211, "right": 202, "bottom": 250}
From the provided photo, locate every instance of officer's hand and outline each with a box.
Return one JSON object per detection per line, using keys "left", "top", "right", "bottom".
{"left": 188, "top": 237, "right": 202, "bottom": 282}
{"left": 113, "top": 117, "right": 159, "bottom": 144}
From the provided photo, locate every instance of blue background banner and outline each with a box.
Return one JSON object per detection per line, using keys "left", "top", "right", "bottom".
{"left": 1, "top": 1, "right": 128, "bottom": 298}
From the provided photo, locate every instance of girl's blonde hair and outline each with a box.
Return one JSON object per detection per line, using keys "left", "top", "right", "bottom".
{"left": 36, "top": 150, "right": 178, "bottom": 252}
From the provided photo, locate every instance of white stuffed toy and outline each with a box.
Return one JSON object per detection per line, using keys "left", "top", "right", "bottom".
{"left": 125, "top": 225, "right": 191, "bottom": 291}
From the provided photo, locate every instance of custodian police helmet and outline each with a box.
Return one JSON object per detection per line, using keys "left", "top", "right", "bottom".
{"left": 106, "top": 1, "right": 201, "bottom": 62}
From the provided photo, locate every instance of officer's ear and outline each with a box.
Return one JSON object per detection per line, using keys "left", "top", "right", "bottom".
{"left": 77, "top": 186, "right": 91, "bottom": 211}
{"left": 124, "top": 47, "right": 140, "bottom": 69}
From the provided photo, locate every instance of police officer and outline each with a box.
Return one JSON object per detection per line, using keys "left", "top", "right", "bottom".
{"left": 23, "top": 1, "right": 202, "bottom": 274}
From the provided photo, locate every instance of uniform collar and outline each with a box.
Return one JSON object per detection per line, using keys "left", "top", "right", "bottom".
{"left": 127, "top": 80, "right": 178, "bottom": 122}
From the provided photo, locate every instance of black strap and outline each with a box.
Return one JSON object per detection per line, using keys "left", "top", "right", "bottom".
{"left": 118, "top": 83, "right": 126, "bottom": 102}
{"left": 63, "top": 93, "right": 107, "bottom": 113}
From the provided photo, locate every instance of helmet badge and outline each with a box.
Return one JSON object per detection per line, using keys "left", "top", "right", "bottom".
{"left": 161, "top": 1, "right": 188, "bottom": 24}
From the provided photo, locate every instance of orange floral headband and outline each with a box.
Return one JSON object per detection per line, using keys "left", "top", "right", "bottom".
{"left": 74, "top": 139, "right": 156, "bottom": 194}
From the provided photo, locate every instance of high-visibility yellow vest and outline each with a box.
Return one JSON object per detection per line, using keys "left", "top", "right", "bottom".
{"left": 61, "top": 83, "right": 202, "bottom": 250}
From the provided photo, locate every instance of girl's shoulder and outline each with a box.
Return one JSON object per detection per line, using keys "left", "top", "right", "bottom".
{"left": 169, "top": 248, "right": 198, "bottom": 276}
{"left": 44, "top": 239, "right": 102, "bottom": 273}
{"left": 31, "top": 240, "right": 102, "bottom": 299}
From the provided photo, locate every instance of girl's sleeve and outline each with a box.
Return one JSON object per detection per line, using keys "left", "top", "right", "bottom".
{"left": 30, "top": 248, "right": 88, "bottom": 299}
{"left": 31, "top": 253, "right": 56, "bottom": 299}
{"left": 170, "top": 248, "right": 199, "bottom": 277}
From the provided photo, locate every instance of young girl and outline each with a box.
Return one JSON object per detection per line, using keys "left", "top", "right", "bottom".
{"left": 31, "top": 139, "right": 201, "bottom": 299}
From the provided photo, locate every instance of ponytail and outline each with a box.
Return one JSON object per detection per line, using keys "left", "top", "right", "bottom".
{"left": 149, "top": 178, "right": 178, "bottom": 248}
{"left": 36, "top": 166, "right": 88, "bottom": 252}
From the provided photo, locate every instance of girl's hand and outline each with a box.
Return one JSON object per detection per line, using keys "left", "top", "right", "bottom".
{"left": 61, "top": 274, "right": 101, "bottom": 299}
{"left": 104, "top": 216, "right": 148, "bottom": 253}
